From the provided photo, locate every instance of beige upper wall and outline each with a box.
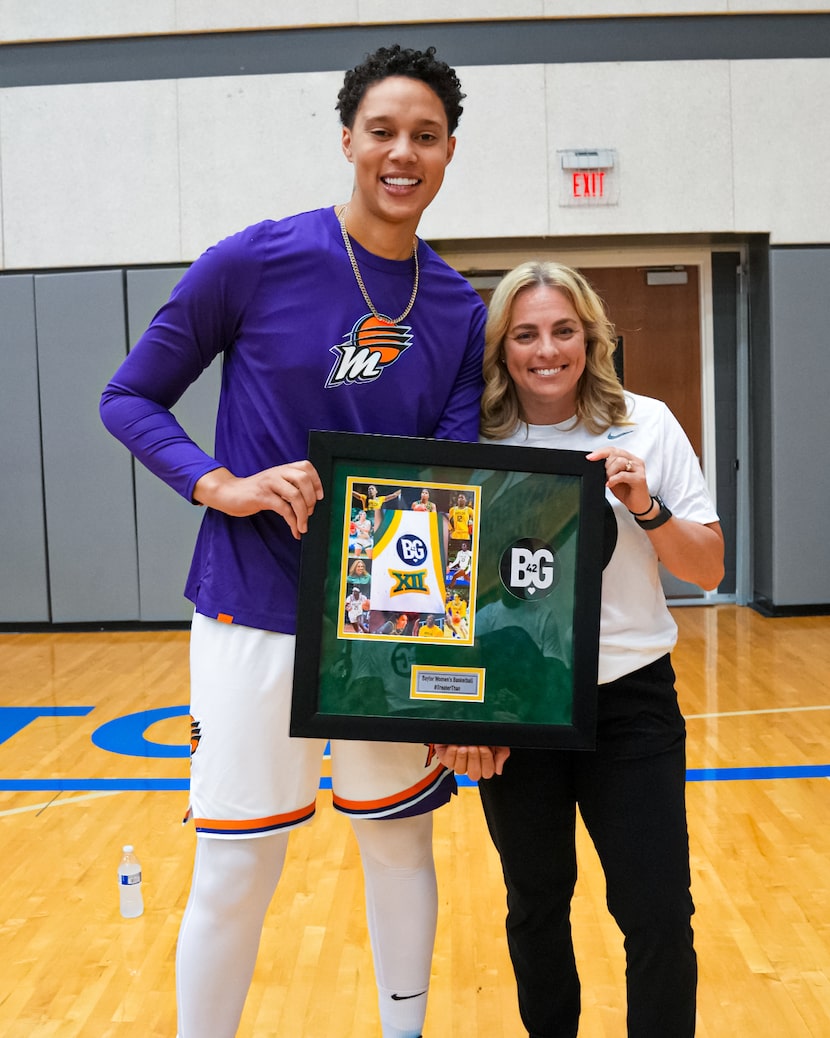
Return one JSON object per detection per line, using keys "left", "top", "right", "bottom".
{"left": 0, "top": 0, "right": 824, "bottom": 43}
{"left": 1, "top": 56, "right": 827, "bottom": 270}
{"left": 1, "top": 8, "right": 827, "bottom": 267}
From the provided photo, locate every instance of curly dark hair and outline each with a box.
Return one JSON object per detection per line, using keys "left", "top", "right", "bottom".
{"left": 336, "top": 44, "right": 465, "bottom": 134}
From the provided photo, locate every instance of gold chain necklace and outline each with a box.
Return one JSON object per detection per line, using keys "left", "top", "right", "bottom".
{"left": 338, "top": 206, "right": 419, "bottom": 326}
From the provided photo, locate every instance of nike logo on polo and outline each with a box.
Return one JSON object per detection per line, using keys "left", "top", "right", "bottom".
{"left": 607, "top": 430, "right": 634, "bottom": 439}
{"left": 391, "top": 991, "right": 427, "bottom": 1000}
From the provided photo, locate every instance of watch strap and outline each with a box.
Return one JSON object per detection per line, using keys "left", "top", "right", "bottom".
{"left": 634, "top": 495, "right": 673, "bottom": 530}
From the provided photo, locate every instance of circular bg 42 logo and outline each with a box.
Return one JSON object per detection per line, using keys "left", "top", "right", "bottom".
{"left": 499, "top": 538, "right": 559, "bottom": 601}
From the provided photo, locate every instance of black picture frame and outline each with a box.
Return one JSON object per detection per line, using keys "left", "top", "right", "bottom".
{"left": 290, "top": 431, "right": 606, "bottom": 749}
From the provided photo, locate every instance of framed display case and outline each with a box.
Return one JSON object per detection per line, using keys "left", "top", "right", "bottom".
{"left": 291, "top": 431, "right": 606, "bottom": 749}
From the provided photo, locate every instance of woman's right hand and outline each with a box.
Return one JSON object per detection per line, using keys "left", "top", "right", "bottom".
{"left": 433, "top": 744, "right": 511, "bottom": 781}
{"left": 193, "top": 461, "right": 324, "bottom": 538}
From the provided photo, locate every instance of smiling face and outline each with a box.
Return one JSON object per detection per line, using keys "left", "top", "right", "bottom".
{"left": 341, "top": 76, "right": 456, "bottom": 238}
{"left": 503, "top": 284, "right": 587, "bottom": 425}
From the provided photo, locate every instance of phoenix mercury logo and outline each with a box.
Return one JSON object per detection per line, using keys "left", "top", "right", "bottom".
{"left": 326, "top": 314, "right": 413, "bottom": 388}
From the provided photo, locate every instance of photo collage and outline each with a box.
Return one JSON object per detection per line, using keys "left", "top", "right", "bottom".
{"left": 339, "top": 477, "right": 480, "bottom": 645}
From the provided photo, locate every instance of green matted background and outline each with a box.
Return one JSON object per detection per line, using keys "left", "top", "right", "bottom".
{"left": 318, "top": 460, "right": 581, "bottom": 728}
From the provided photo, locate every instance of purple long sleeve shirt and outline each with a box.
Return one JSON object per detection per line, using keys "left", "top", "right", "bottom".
{"left": 100, "top": 207, "right": 486, "bottom": 633}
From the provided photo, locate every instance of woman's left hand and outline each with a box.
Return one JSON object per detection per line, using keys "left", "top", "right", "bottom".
{"left": 586, "top": 447, "right": 726, "bottom": 590}
{"left": 586, "top": 447, "right": 651, "bottom": 515}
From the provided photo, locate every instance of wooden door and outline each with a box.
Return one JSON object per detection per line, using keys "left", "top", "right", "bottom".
{"left": 583, "top": 266, "right": 703, "bottom": 459}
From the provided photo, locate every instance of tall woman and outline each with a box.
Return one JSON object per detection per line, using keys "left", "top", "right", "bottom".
{"left": 471, "top": 261, "right": 722, "bottom": 1036}
{"left": 101, "top": 44, "right": 493, "bottom": 1038}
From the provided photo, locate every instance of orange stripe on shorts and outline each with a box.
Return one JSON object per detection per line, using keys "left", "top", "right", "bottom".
{"left": 192, "top": 801, "right": 316, "bottom": 834}
{"left": 332, "top": 763, "right": 446, "bottom": 813}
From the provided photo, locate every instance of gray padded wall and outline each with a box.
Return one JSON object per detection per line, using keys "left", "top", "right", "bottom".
{"left": 712, "top": 252, "right": 740, "bottom": 596}
{"left": 35, "top": 271, "right": 140, "bottom": 621}
{"left": 0, "top": 276, "right": 50, "bottom": 621}
{"left": 125, "top": 267, "right": 221, "bottom": 621}
{"left": 767, "top": 247, "right": 830, "bottom": 606}
{"left": 748, "top": 242, "right": 773, "bottom": 603}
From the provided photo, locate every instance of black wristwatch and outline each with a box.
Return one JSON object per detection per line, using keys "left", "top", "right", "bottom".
{"left": 634, "top": 495, "right": 673, "bottom": 530}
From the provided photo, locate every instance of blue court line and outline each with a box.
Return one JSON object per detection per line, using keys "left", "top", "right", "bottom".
{"left": 0, "top": 778, "right": 190, "bottom": 790}
{"left": 686, "top": 764, "right": 830, "bottom": 781}
{"left": 1, "top": 764, "right": 828, "bottom": 792}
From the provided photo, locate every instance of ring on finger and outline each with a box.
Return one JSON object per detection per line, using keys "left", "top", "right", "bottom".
{"left": 625, "top": 459, "right": 632, "bottom": 472}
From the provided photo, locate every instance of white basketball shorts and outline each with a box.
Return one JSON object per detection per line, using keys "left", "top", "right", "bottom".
{"left": 187, "top": 612, "right": 455, "bottom": 838}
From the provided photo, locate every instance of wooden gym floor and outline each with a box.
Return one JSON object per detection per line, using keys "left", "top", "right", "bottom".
{"left": 1, "top": 604, "right": 828, "bottom": 1036}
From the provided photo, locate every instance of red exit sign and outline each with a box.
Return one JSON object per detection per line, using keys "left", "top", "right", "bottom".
{"left": 558, "top": 149, "right": 618, "bottom": 207}
{"left": 572, "top": 170, "right": 606, "bottom": 199}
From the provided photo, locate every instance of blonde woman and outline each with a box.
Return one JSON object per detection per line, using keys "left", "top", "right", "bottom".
{"left": 439, "top": 260, "right": 723, "bottom": 1037}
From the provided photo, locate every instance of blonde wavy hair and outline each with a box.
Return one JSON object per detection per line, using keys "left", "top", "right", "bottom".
{"left": 480, "top": 261, "right": 629, "bottom": 439}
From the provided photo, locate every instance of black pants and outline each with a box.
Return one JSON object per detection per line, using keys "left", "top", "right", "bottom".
{"left": 479, "top": 655, "right": 696, "bottom": 1037}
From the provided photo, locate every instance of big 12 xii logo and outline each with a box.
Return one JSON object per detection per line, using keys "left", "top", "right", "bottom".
{"left": 499, "top": 538, "right": 559, "bottom": 601}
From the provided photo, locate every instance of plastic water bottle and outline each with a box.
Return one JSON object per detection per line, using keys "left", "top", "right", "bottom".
{"left": 118, "top": 845, "right": 144, "bottom": 918}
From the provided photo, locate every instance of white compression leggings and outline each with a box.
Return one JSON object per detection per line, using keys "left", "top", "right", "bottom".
{"left": 175, "top": 813, "right": 436, "bottom": 1038}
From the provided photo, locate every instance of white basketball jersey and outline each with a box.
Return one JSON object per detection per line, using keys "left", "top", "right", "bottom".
{"left": 369, "top": 510, "right": 446, "bottom": 614}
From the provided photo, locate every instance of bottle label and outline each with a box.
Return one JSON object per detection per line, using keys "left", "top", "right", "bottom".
{"left": 120, "top": 872, "right": 142, "bottom": 885}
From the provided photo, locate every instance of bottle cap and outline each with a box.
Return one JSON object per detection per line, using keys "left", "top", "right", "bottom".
{"left": 123, "top": 845, "right": 134, "bottom": 852}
